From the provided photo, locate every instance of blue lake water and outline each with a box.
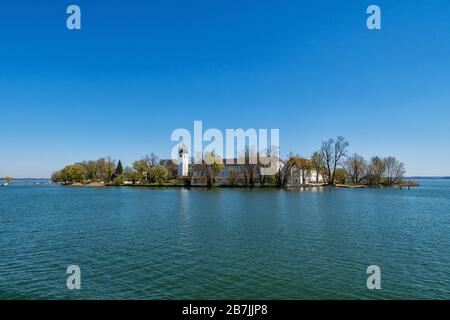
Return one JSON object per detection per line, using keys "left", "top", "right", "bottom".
{"left": 1, "top": 179, "right": 450, "bottom": 299}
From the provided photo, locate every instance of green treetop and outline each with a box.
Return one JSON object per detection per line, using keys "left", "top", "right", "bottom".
{"left": 116, "top": 160, "right": 123, "bottom": 174}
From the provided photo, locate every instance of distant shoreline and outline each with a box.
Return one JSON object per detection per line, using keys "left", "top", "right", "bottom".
{"left": 406, "top": 176, "right": 450, "bottom": 179}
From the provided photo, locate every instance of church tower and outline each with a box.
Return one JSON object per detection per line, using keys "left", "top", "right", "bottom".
{"left": 177, "top": 144, "right": 189, "bottom": 177}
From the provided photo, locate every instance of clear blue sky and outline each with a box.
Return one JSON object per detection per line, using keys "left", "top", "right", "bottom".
{"left": 1, "top": 0, "right": 450, "bottom": 178}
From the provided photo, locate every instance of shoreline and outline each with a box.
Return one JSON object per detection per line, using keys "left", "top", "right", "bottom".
{"left": 62, "top": 182, "right": 418, "bottom": 189}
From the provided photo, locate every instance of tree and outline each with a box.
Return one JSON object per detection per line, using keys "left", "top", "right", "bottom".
{"left": 150, "top": 166, "right": 169, "bottom": 184}
{"left": 105, "top": 156, "right": 116, "bottom": 182}
{"left": 265, "top": 175, "right": 277, "bottom": 186}
{"left": 162, "top": 160, "right": 178, "bottom": 179}
{"left": 113, "top": 175, "right": 125, "bottom": 185}
{"left": 142, "top": 153, "right": 159, "bottom": 180}
{"left": 57, "top": 164, "right": 85, "bottom": 183}
{"left": 228, "top": 167, "right": 237, "bottom": 186}
{"left": 320, "top": 136, "right": 349, "bottom": 185}
{"left": 72, "top": 164, "right": 85, "bottom": 182}
{"left": 367, "top": 156, "right": 385, "bottom": 186}
{"left": 334, "top": 168, "right": 347, "bottom": 184}
{"left": 384, "top": 156, "right": 405, "bottom": 185}
{"left": 95, "top": 158, "right": 108, "bottom": 181}
{"left": 124, "top": 166, "right": 141, "bottom": 184}
{"left": 51, "top": 171, "right": 62, "bottom": 182}
{"left": 115, "top": 160, "right": 123, "bottom": 175}
{"left": 132, "top": 160, "right": 148, "bottom": 182}
{"left": 147, "top": 153, "right": 160, "bottom": 167}
{"left": 345, "top": 153, "right": 367, "bottom": 184}
{"left": 311, "top": 151, "right": 325, "bottom": 183}
{"left": 202, "top": 152, "right": 224, "bottom": 188}
{"left": 82, "top": 160, "right": 97, "bottom": 181}
{"left": 239, "top": 147, "right": 258, "bottom": 187}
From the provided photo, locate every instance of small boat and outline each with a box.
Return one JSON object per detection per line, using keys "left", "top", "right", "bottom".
{"left": 2, "top": 183, "right": 8, "bottom": 186}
